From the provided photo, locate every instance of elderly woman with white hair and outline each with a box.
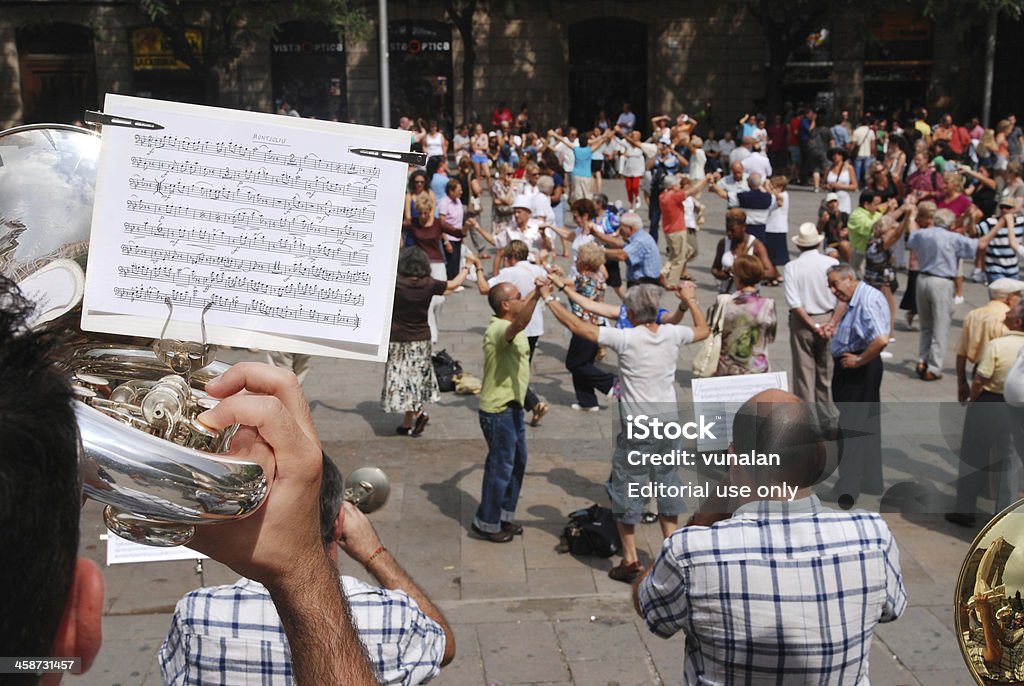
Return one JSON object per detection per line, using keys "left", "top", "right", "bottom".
{"left": 537, "top": 280, "right": 710, "bottom": 583}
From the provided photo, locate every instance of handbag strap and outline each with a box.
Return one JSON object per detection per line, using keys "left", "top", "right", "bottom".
{"left": 708, "top": 294, "right": 731, "bottom": 334}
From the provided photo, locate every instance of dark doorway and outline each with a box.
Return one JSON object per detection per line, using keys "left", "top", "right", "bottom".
{"left": 568, "top": 19, "right": 646, "bottom": 134}
{"left": 17, "top": 23, "right": 97, "bottom": 124}
{"left": 388, "top": 21, "right": 454, "bottom": 134}
{"left": 271, "top": 22, "right": 347, "bottom": 121}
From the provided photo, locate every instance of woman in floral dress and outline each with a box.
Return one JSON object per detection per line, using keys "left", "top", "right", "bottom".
{"left": 715, "top": 254, "right": 777, "bottom": 376}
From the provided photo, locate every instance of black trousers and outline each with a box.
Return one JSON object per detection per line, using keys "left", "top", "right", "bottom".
{"left": 524, "top": 335, "right": 539, "bottom": 412}
{"left": 831, "top": 355, "right": 884, "bottom": 498}
{"left": 954, "top": 391, "right": 1020, "bottom": 514}
{"left": 565, "top": 334, "right": 616, "bottom": 407}
{"left": 444, "top": 240, "right": 463, "bottom": 280}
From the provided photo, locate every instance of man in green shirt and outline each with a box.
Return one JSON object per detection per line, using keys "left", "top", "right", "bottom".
{"left": 846, "top": 191, "right": 884, "bottom": 276}
{"left": 473, "top": 282, "right": 542, "bottom": 542}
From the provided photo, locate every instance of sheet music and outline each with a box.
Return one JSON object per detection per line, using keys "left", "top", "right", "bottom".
{"left": 82, "top": 94, "right": 410, "bottom": 361}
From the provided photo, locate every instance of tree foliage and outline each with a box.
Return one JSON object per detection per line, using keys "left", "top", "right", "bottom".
{"left": 138, "top": 0, "right": 370, "bottom": 104}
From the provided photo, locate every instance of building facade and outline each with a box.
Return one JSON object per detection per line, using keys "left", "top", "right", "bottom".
{"left": 2, "top": 0, "right": 1021, "bottom": 133}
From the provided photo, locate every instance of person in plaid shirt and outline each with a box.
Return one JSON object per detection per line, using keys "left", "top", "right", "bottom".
{"left": 634, "top": 389, "right": 906, "bottom": 685}
{"left": 161, "top": 456, "right": 454, "bottom": 685}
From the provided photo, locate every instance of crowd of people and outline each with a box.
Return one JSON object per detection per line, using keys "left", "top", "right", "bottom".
{"left": 390, "top": 102, "right": 1024, "bottom": 580}
{"left": 9, "top": 102, "right": 1024, "bottom": 685}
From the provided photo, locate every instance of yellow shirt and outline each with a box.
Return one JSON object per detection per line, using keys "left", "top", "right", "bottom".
{"left": 479, "top": 316, "right": 531, "bottom": 413}
{"left": 976, "top": 331, "right": 1024, "bottom": 394}
{"left": 957, "top": 300, "right": 1010, "bottom": 363}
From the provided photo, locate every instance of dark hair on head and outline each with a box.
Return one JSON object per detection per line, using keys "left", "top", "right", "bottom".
{"left": 397, "top": 246, "right": 432, "bottom": 277}
{"left": 732, "top": 396, "right": 824, "bottom": 487}
{"left": 407, "top": 170, "right": 427, "bottom": 191}
{"left": 859, "top": 191, "right": 882, "bottom": 207}
{"left": 0, "top": 276, "right": 80, "bottom": 663}
{"left": 319, "top": 453, "right": 345, "bottom": 542}
{"left": 571, "top": 198, "right": 597, "bottom": 220}
{"left": 540, "top": 149, "right": 560, "bottom": 171}
{"left": 425, "top": 156, "right": 445, "bottom": 184}
{"left": 445, "top": 178, "right": 461, "bottom": 194}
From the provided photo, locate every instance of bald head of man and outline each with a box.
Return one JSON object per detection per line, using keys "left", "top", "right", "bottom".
{"left": 487, "top": 282, "right": 522, "bottom": 317}
{"left": 732, "top": 390, "right": 825, "bottom": 489}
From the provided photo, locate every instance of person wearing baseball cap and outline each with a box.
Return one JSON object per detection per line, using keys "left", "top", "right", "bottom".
{"left": 783, "top": 222, "right": 840, "bottom": 430}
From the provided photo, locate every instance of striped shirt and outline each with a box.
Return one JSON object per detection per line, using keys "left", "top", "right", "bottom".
{"left": 831, "top": 282, "right": 891, "bottom": 356}
{"left": 160, "top": 576, "right": 446, "bottom": 685}
{"left": 637, "top": 496, "right": 907, "bottom": 685}
{"left": 976, "top": 215, "right": 1024, "bottom": 279}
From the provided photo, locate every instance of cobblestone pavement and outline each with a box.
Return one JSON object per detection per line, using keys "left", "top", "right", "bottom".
{"left": 77, "top": 178, "right": 992, "bottom": 685}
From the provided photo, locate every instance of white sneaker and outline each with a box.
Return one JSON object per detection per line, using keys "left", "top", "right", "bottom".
{"left": 953, "top": 295, "right": 965, "bottom": 305}
{"left": 454, "top": 286, "right": 465, "bottom": 292}
{"left": 971, "top": 268, "right": 986, "bottom": 284}
{"left": 880, "top": 351, "right": 894, "bottom": 361}
{"left": 571, "top": 403, "right": 601, "bottom": 412}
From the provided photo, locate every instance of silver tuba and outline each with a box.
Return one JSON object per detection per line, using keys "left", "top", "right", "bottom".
{"left": 1, "top": 124, "right": 388, "bottom": 547}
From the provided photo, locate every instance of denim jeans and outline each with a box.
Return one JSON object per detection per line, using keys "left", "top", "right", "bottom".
{"left": 474, "top": 406, "right": 528, "bottom": 533}
{"left": 854, "top": 156, "right": 872, "bottom": 187}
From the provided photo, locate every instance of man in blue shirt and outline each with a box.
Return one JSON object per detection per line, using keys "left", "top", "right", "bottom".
{"left": 591, "top": 210, "right": 662, "bottom": 285}
{"left": 825, "top": 263, "right": 891, "bottom": 502}
{"left": 908, "top": 208, "right": 981, "bottom": 380}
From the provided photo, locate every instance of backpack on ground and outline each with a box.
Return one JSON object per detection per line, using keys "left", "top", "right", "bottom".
{"left": 559, "top": 504, "right": 621, "bottom": 558}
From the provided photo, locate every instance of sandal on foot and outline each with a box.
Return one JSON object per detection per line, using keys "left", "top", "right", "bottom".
{"left": 396, "top": 426, "right": 413, "bottom": 436}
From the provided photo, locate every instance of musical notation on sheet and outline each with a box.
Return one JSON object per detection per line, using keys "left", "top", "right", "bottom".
{"left": 82, "top": 95, "right": 410, "bottom": 359}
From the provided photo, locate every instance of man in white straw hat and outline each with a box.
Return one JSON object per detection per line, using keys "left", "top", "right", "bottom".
{"left": 783, "top": 222, "right": 842, "bottom": 429}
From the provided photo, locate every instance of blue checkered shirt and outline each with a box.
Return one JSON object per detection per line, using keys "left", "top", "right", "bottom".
{"left": 637, "top": 496, "right": 906, "bottom": 685}
{"left": 160, "top": 576, "right": 446, "bottom": 685}
{"left": 623, "top": 229, "right": 662, "bottom": 282}
{"left": 831, "top": 282, "right": 891, "bottom": 357}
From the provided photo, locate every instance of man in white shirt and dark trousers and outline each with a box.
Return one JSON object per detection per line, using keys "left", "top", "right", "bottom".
{"left": 784, "top": 223, "right": 843, "bottom": 432}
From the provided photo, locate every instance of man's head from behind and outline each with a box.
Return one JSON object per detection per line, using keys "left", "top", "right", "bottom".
{"left": 0, "top": 277, "right": 103, "bottom": 682}
{"left": 731, "top": 390, "right": 825, "bottom": 489}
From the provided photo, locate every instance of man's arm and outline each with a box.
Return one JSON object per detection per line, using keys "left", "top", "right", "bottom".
{"left": 546, "top": 271, "right": 621, "bottom": 319}
{"left": 591, "top": 229, "right": 625, "bottom": 249}
{"left": 505, "top": 288, "right": 541, "bottom": 341}
{"left": 338, "top": 503, "right": 455, "bottom": 666}
{"left": 709, "top": 180, "right": 728, "bottom": 200}
{"left": 956, "top": 353, "right": 971, "bottom": 404}
{"left": 838, "top": 334, "right": 888, "bottom": 369}
{"left": 191, "top": 364, "right": 379, "bottom": 685}
{"left": 537, "top": 280, "right": 601, "bottom": 342}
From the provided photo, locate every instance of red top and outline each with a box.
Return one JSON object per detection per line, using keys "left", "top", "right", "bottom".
{"left": 660, "top": 189, "right": 688, "bottom": 234}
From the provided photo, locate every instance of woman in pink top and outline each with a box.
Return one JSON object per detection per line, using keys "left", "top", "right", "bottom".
{"left": 936, "top": 171, "right": 984, "bottom": 300}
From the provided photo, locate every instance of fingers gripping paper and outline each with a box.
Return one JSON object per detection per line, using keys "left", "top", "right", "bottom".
{"left": 82, "top": 94, "right": 411, "bottom": 361}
